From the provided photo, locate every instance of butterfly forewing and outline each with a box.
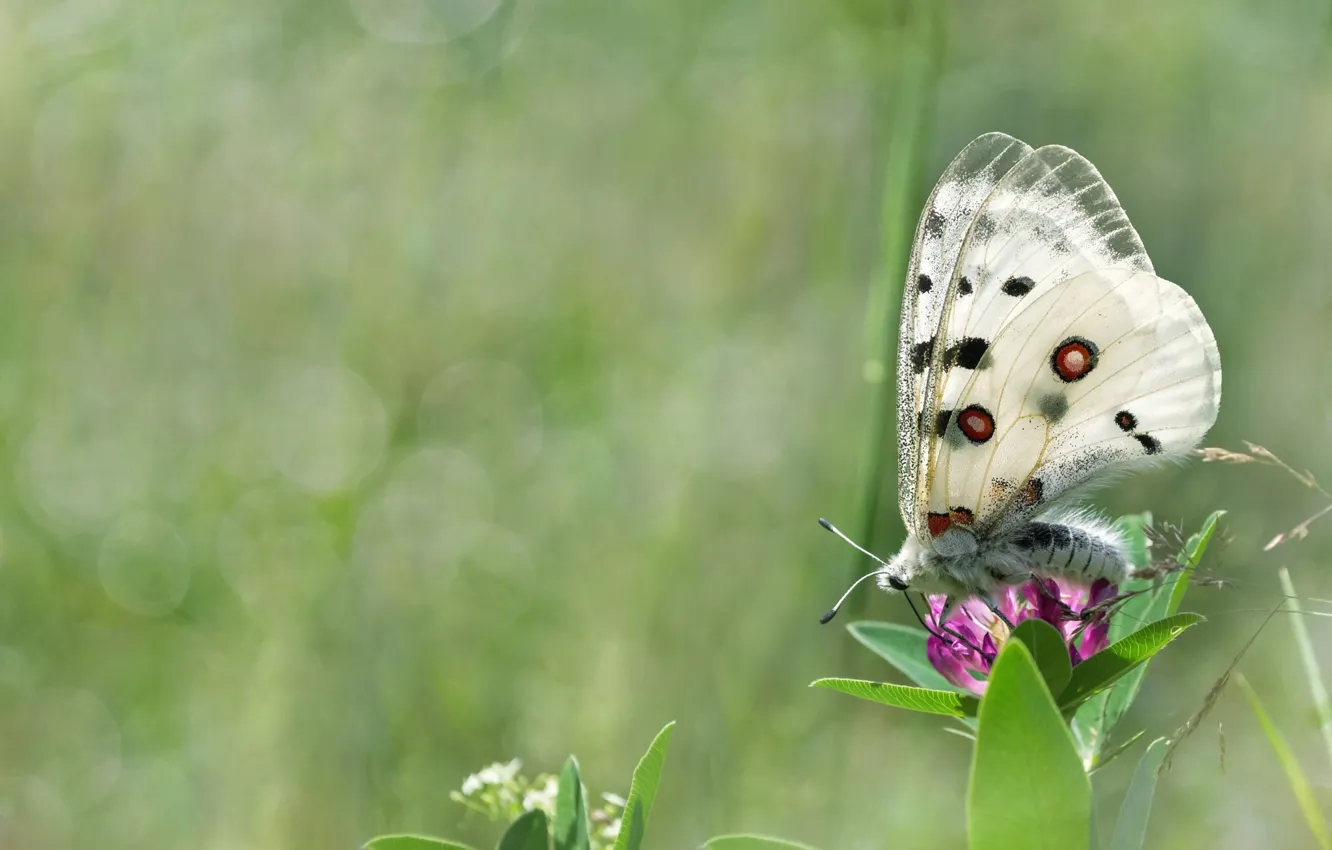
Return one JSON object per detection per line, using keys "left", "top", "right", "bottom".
{"left": 896, "top": 132, "right": 1032, "bottom": 539}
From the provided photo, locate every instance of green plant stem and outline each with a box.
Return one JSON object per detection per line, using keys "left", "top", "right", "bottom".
{"left": 844, "top": 0, "right": 949, "bottom": 620}
{"left": 1278, "top": 567, "right": 1332, "bottom": 770}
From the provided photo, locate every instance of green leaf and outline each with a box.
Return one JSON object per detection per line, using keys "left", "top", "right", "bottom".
{"left": 704, "top": 837, "right": 822, "bottom": 850}
{"left": 811, "top": 677, "right": 978, "bottom": 717}
{"left": 365, "top": 837, "right": 478, "bottom": 850}
{"left": 1165, "top": 510, "right": 1224, "bottom": 616}
{"left": 554, "top": 756, "right": 591, "bottom": 850}
{"left": 1107, "top": 514, "right": 1156, "bottom": 643}
{"left": 612, "top": 721, "right": 675, "bottom": 850}
{"left": 847, "top": 620, "right": 962, "bottom": 692}
{"left": 1278, "top": 568, "right": 1332, "bottom": 771}
{"left": 1058, "top": 613, "right": 1205, "bottom": 711}
{"left": 968, "top": 641, "right": 1091, "bottom": 850}
{"left": 1238, "top": 674, "right": 1332, "bottom": 850}
{"left": 499, "top": 812, "right": 550, "bottom": 850}
{"left": 1098, "top": 513, "right": 1220, "bottom": 738}
{"left": 1009, "top": 618, "right": 1072, "bottom": 697}
{"left": 1107, "top": 737, "right": 1168, "bottom": 850}
{"left": 1073, "top": 513, "right": 1154, "bottom": 760}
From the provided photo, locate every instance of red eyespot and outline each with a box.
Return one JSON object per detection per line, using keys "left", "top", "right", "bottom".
{"left": 1051, "top": 336, "right": 1099, "bottom": 382}
{"left": 927, "top": 512, "right": 952, "bottom": 537}
{"left": 958, "top": 404, "right": 995, "bottom": 444}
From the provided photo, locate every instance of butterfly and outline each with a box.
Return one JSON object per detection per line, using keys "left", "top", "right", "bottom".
{"left": 821, "top": 132, "right": 1221, "bottom": 622}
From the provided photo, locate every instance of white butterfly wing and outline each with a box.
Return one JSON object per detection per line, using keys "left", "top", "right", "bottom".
{"left": 897, "top": 133, "right": 1032, "bottom": 538}
{"left": 906, "top": 140, "right": 1221, "bottom": 541}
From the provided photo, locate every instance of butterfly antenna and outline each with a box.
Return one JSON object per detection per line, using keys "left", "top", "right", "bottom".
{"left": 817, "top": 518, "right": 889, "bottom": 566}
{"left": 819, "top": 570, "right": 883, "bottom": 625}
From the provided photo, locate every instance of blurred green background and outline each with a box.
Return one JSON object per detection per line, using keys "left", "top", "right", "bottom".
{"left": 1, "top": 0, "right": 1331, "bottom": 848}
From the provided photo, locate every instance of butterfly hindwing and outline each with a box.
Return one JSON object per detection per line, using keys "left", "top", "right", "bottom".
{"left": 933, "top": 267, "right": 1220, "bottom": 537}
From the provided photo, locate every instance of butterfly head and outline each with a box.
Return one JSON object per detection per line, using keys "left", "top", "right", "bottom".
{"left": 872, "top": 534, "right": 928, "bottom": 594}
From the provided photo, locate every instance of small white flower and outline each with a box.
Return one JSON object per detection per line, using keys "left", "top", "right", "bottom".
{"left": 461, "top": 774, "right": 484, "bottom": 796}
{"left": 601, "top": 792, "right": 627, "bottom": 809}
{"left": 523, "top": 775, "right": 559, "bottom": 813}
{"left": 477, "top": 759, "right": 522, "bottom": 786}
{"left": 601, "top": 818, "right": 621, "bottom": 840}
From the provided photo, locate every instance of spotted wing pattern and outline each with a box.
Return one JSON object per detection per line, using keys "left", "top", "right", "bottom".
{"left": 896, "top": 133, "right": 1032, "bottom": 539}
{"left": 898, "top": 136, "right": 1221, "bottom": 545}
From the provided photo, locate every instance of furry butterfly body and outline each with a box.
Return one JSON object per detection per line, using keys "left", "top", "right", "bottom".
{"left": 875, "top": 133, "right": 1221, "bottom": 605}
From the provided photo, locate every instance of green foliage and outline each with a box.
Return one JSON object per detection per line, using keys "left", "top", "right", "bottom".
{"left": 968, "top": 641, "right": 1091, "bottom": 850}
{"left": 612, "top": 722, "right": 675, "bottom": 850}
{"left": 1166, "top": 510, "right": 1225, "bottom": 616}
{"left": 821, "top": 512, "right": 1224, "bottom": 847}
{"left": 1108, "top": 738, "right": 1168, "bottom": 850}
{"left": 365, "top": 725, "right": 675, "bottom": 850}
{"left": 1277, "top": 567, "right": 1332, "bottom": 770}
{"left": 1074, "top": 513, "right": 1220, "bottom": 762}
{"left": 499, "top": 812, "right": 550, "bottom": 850}
{"left": 847, "top": 620, "right": 963, "bottom": 692}
{"left": 810, "top": 677, "right": 978, "bottom": 716}
{"left": 555, "top": 757, "right": 593, "bottom": 850}
{"left": 1058, "top": 613, "right": 1205, "bottom": 712}
{"left": 1008, "top": 618, "right": 1072, "bottom": 697}
{"left": 1238, "top": 674, "right": 1332, "bottom": 850}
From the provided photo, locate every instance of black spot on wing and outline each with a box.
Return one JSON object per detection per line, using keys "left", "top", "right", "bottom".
{"left": 1001, "top": 276, "right": 1035, "bottom": 297}
{"left": 912, "top": 338, "right": 935, "bottom": 374}
{"left": 945, "top": 337, "right": 990, "bottom": 370}
{"left": 1115, "top": 410, "right": 1138, "bottom": 432}
{"left": 957, "top": 276, "right": 974, "bottom": 296}
{"left": 917, "top": 274, "right": 933, "bottom": 293}
{"left": 924, "top": 209, "right": 946, "bottom": 238}
{"left": 1134, "top": 433, "right": 1162, "bottom": 455}
{"left": 934, "top": 409, "right": 952, "bottom": 437}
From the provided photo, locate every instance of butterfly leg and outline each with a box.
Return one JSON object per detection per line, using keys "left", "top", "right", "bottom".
{"left": 1026, "top": 572, "right": 1077, "bottom": 620}
{"left": 938, "top": 595, "right": 961, "bottom": 623}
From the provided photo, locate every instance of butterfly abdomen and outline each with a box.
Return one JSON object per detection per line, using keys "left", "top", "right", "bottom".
{"left": 1005, "top": 517, "right": 1130, "bottom": 586}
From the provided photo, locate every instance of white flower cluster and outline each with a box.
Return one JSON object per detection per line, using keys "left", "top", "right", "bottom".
{"left": 451, "top": 758, "right": 624, "bottom": 850}
{"left": 460, "top": 759, "right": 522, "bottom": 797}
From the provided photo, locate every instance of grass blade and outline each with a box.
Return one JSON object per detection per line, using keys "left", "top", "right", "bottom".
{"left": 1278, "top": 567, "right": 1332, "bottom": 771}
{"left": 1165, "top": 510, "right": 1225, "bottom": 617}
{"left": 1237, "top": 673, "right": 1332, "bottom": 850}
{"left": 1107, "top": 737, "right": 1168, "bottom": 850}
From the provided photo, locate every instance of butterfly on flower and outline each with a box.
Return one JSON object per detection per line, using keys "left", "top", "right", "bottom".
{"left": 822, "top": 133, "right": 1221, "bottom": 627}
